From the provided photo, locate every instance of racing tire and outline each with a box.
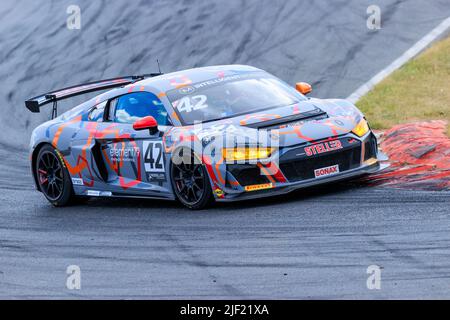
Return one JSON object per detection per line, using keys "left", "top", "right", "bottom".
{"left": 35, "top": 145, "right": 75, "bottom": 207}
{"left": 170, "top": 150, "right": 214, "bottom": 210}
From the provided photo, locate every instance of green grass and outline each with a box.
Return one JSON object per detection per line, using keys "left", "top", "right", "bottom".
{"left": 357, "top": 36, "right": 450, "bottom": 136}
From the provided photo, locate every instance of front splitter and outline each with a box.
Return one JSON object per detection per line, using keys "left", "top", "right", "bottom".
{"left": 217, "top": 157, "right": 389, "bottom": 202}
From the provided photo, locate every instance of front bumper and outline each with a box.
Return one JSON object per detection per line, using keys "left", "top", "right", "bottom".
{"left": 217, "top": 156, "right": 388, "bottom": 202}
{"left": 216, "top": 131, "right": 389, "bottom": 202}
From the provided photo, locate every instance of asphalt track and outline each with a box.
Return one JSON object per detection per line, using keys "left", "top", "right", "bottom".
{"left": 0, "top": 0, "right": 450, "bottom": 298}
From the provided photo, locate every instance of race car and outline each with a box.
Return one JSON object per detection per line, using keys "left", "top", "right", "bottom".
{"left": 26, "top": 65, "right": 388, "bottom": 209}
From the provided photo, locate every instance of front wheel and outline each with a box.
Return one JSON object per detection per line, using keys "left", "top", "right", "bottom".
{"left": 170, "top": 150, "right": 214, "bottom": 210}
{"left": 35, "top": 145, "right": 75, "bottom": 206}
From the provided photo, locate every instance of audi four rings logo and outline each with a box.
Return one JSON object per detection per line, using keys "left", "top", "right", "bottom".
{"left": 179, "top": 86, "right": 195, "bottom": 94}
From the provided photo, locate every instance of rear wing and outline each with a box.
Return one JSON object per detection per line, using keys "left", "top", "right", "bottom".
{"left": 25, "top": 73, "right": 162, "bottom": 118}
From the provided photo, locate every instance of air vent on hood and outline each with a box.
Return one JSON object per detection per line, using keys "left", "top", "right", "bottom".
{"left": 244, "top": 107, "right": 328, "bottom": 130}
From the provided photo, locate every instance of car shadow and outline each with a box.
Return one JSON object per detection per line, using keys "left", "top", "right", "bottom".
{"left": 215, "top": 180, "right": 364, "bottom": 211}
{"left": 78, "top": 179, "right": 365, "bottom": 213}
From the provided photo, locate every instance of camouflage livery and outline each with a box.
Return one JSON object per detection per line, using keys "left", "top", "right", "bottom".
{"left": 28, "top": 65, "right": 388, "bottom": 208}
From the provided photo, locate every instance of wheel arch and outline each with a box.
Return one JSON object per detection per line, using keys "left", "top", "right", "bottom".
{"left": 31, "top": 142, "right": 53, "bottom": 190}
{"left": 168, "top": 146, "right": 214, "bottom": 209}
{"left": 168, "top": 146, "right": 198, "bottom": 193}
{"left": 170, "top": 145, "right": 219, "bottom": 189}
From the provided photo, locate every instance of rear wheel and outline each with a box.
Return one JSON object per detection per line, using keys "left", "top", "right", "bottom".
{"left": 35, "top": 145, "right": 74, "bottom": 206}
{"left": 171, "top": 150, "right": 213, "bottom": 210}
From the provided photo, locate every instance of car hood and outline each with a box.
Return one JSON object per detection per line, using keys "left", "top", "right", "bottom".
{"left": 193, "top": 98, "right": 364, "bottom": 147}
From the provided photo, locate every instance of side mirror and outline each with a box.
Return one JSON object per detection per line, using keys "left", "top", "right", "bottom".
{"left": 133, "top": 116, "right": 158, "bottom": 135}
{"left": 295, "top": 82, "right": 312, "bottom": 95}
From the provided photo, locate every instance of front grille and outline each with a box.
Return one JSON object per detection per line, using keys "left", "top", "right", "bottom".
{"left": 227, "top": 164, "right": 270, "bottom": 186}
{"left": 280, "top": 146, "right": 362, "bottom": 182}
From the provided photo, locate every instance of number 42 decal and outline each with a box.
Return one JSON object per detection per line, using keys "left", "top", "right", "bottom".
{"left": 143, "top": 141, "right": 165, "bottom": 173}
{"left": 176, "top": 95, "right": 208, "bottom": 113}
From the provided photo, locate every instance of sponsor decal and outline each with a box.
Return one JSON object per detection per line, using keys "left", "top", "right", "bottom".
{"left": 87, "top": 190, "right": 100, "bottom": 196}
{"left": 55, "top": 149, "right": 66, "bottom": 168}
{"left": 364, "top": 158, "right": 378, "bottom": 166}
{"left": 304, "top": 140, "right": 343, "bottom": 156}
{"left": 286, "top": 120, "right": 306, "bottom": 128}
{"left": 87, "top": 190, "right": 112, "bottom": 197}
{"left": 194, "top": 74, "right": 248, "bottom": 90}
{"left": 71, "top": 178, "right": 84, "bottom": 185}
{"left": 146, "top": 172, "right": 166, "bottom": 182}
{"left": 314, "top": 164, "right": 340, "bottom": 178}
{"left": 167, "top": 74, "right": 253, "bottom": 103}
{"left": 244, "top": 183, "right": 273, "bottom": 192}
{"left": 109, "top": 147, "right": 140, "bottom": 162}
{"left": 214, "top": 188, "right": 224, "bottom": 198}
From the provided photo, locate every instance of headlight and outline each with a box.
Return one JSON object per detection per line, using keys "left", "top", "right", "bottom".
{"left": 352, "top": 119, "right": 369, "bottom": 137}
{"left": 222, "top": 147, "right": 274, "bottom": 161}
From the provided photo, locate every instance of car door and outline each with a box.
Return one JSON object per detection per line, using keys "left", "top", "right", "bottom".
{"left": 94, "top": 91, "right": 173, "bottom": 197}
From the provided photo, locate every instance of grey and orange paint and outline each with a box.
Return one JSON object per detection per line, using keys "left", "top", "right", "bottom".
{"left": 29, "top": 65, "right": 387, "bottom": 202}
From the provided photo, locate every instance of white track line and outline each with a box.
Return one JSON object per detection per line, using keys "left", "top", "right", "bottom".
{"left": 347, "top": 16, "right": 450, "bottom": 103}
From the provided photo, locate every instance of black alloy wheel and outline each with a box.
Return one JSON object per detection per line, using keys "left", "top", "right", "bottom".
{"left": 35, "top": 145, "right": 74, "bottom": 206}
{"left": 171, "top": 150, "right": 213, "bottom": 209}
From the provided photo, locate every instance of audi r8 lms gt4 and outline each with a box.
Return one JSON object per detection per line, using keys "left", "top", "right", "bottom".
{"left": 26, "top": 65, "right": 388, "bottom": 209}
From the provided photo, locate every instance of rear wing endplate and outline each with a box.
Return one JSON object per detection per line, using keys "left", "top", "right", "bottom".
{"left": 25, "top": 73, "right": 162, "bottom": 118}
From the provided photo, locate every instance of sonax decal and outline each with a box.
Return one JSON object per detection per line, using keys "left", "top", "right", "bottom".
{"left": 314, "top": 164, "right": 340, "bottom": 178}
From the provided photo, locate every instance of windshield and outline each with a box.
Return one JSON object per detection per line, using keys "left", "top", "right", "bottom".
{"left": 167, "top": 73, "right": 306, "bottom": 125}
